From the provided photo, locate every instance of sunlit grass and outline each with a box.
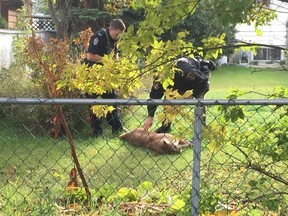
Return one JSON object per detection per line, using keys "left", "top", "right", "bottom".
{"left": 207, "top": 65, "right": 288, "bottom": 98}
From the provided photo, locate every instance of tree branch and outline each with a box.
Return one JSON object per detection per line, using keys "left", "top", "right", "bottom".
{"left": 200, "top": 41, "right": 287, "bottom": 54}
{"left": 232, "top": 143, "right": 288, "bottom": 185}
{"left": 48, "top": 0, "right": 60, "bottom": 27}
{"left": 248, "top": 164, "right": 288, "bottom": 185}
{"left": 239, "top": 191, "right": 288, "bottom": 211}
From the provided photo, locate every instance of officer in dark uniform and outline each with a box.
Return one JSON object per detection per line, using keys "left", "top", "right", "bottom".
{"left": 143, "top": 56, "right": 216, "bottom": 133}
{"left": 84, "top": 19, "right": 126, "bottom": 136}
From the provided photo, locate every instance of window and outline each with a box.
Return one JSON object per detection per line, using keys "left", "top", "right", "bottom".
{"left": 254, "top": 48, "right": 281, "bottom": 60}
{"left": 8, "top": 10, "right": 19, "bottom": 29}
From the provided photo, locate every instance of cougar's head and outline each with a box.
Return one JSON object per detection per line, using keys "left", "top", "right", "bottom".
{"left": 162, "top": 138, "right": 180, "bottom": 154}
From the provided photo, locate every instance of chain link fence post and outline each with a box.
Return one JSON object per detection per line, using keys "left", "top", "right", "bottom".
{"left": 191, "top": 103, "right": 203, "bottom": 216}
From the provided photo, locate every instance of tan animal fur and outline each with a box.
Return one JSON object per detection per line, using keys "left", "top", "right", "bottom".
{"left": 119, "top": 128, "right": 191, "bottom": 154}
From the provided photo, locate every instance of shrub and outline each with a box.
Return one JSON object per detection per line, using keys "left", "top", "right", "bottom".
{"left": 0, "top": 16, "right": 7, "bottom": 28}
{"left": 0, "top": 62, "right": 88, "bottom": 136}
{"left": 0, "top": 63, "right": 38, "bottom": 97}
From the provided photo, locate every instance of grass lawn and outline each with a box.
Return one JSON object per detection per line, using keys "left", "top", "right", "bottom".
{"left": 0, "top": 65, "right": 287, "bottom": 215}
{"left": 207, "top": 65, "right": 288, "bottom": 98}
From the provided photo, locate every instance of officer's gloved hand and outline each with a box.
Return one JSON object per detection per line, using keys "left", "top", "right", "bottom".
{"left": 198, "top": 59, "right": 216, "bottom": 80}
{"left": 201, "top": 66, "right": 210, "bottom": 79}
{"left": 200, "top": 59, "right": 216, "bottom": 72}
{"left": 208, "top": 60, "right": 216, "bottom": 71}
{"left": 200, "top": 65, "right": 209, "bottom": 72}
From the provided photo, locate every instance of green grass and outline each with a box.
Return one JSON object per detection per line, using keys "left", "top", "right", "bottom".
{"left": 207, "top": 65, "right": 288, "bottom": 98}
{"left": 0, "top": 116, "right": 194, "bottom": 215}
{"left": 0, "top": 65, "right": 287, "bottom": 215}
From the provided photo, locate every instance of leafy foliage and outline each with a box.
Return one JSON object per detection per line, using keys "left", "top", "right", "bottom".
{"left": 203, "top": 87, "right": 288, "bottom": 213}
{"left": 63, "top": 180, "right": 188, "bottom": 215}
{"left": 58, "top": 0, "right": 278, "bottom": 101}
{"left": 0, "top": 15, "right": 7, "bottom": 28}
{"left": 17, "top": 33, "right": 92, "bottom": 203}
{"left": 45, "top": 0, "right": 132, "bottom": 39}
{"left": 160, "top": 1, "right": 237, "bottom": 56}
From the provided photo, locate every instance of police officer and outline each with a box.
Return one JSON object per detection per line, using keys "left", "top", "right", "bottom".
{"left": 84, "top": 19, "right": 126, "bottom": 136}
{"left": 143, "top": 56, "right": 216, "bottom": 133}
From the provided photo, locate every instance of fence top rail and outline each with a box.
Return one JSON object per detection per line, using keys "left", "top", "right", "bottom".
{"left": 0, "top": 97, "right": 288, "bottom": 106}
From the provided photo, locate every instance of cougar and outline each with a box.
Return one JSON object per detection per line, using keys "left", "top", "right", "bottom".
{"left": 119, "top": 128, "right": 191, "bottom": 154}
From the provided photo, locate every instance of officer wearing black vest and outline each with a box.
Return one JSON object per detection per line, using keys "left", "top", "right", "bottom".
{"left": 143, "top": 56, "right": 216, "bottom": 133}
{"left": 84, "top": 19, "right": 126, "bottom": 137}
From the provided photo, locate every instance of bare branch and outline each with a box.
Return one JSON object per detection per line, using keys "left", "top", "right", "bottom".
{"left": 48, "top": 0, "right": 60, "bottom": 27}
{"left": 201, "top": 40, "right": 286, "bottom": 54}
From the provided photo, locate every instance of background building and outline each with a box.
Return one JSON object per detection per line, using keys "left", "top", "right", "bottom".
{"left": 235, "top": 0, "right": 288, "bottom": 63}
{"left": 0, "top": 0, "right": 55, "bottom": 69}
{"left": 0, "top": 0, "right": 23, "bottom": 29}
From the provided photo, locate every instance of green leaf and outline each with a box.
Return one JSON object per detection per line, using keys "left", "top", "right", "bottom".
{"left": 248, "top": 180, "right": 258, "bottom": 187}
{"left": 127, "top": 189, "right": 139, "bottom": 201}
{"left": 261, "top": 199, "right": 279, "bottom": 211}
{"left": 137, "top": 181, "right": 153, "bottom": 195}
{"left": 55, "top": 80, "right": 66, "bottom": 90}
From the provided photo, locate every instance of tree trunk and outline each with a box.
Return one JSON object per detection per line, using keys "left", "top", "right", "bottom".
{"left": 48, "top": 0, "right": 73, "bottom": 40}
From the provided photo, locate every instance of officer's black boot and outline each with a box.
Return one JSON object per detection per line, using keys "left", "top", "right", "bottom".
{"left": 107, "top": 108, "right": 124, "bottom": 135}
{"left": 155, "top": 122, "right": 171, "bottom": 133}
{"left": 91, "top": 115, "right": 103, "bottom": 137}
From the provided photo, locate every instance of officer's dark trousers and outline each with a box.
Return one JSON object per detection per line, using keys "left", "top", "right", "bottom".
{"left": 86, "top": 91, "right": 123, "bottom": 135}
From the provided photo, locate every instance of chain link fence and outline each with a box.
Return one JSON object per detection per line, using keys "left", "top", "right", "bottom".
{"left": 0, "top": 97, "right": 288, "bottom": 215}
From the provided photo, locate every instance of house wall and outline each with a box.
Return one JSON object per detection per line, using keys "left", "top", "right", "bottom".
{"left": 0, "top": 0, "right": 23, "bottom": 29}
{"left": 235, "top": 0, "right": 288, "bottom": 62}
{"left": 0, "top": 29, "right": 18, "bottom": 69}
{"left": 0, "top": 29, "right": 56, "bottom": 69}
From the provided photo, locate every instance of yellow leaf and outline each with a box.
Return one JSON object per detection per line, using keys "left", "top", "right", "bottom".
{"left": 158, "top": 113, "right": 166, "bottom": 122}
{"left": 240, "top": 167, "right": 247, "bottom": 173}
{"left": 212, "top": 52, "right": 219, "bottom": 59}
{"left": 255, "top": 28, "right": 263, "bottom": 36}
{"left": 207, "top": 140, "right": 220, "bottom": 153}
{"left": 162, "top": 78, "right": 174, "bottom": 89}
{"left": 170, "top": 199, "right": 185, "bottom": 210}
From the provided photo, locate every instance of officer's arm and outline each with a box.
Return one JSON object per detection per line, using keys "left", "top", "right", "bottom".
{"left": 86, "top": 34, "right": 105, "bottom": 63}
{"left": 86, "top": 53, "right": 103, "bottom": 62}
{"left": 147, "top": 80, "right": 165, "bottom": 117}
{"left": 143, "top": 79, "right": 165, "bottom": 131}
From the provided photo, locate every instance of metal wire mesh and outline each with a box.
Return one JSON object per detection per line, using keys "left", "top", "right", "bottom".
{"left": 0, "top": 98, "right": 287, "bottom": 215}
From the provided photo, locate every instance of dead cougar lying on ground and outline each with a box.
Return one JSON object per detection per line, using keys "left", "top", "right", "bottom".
{"left": 119, "top": 128, "right": 191, "bottom": 154}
